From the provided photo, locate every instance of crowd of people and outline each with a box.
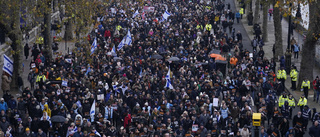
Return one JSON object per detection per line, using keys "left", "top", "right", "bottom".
{"left": 1, "top": 0, "right": 320, "bottom": 137}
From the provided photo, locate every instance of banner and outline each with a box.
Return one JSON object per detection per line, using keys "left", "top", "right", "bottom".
{"left": 3, "top": 54, "right": 13, "bottom": 76}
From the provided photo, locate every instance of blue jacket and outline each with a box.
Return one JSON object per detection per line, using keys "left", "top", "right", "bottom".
{"left": 235, "top": 12, "right": 241, "bottom": 18}
{"left": 0, "top": 102, "right": 8, "bottom": 112}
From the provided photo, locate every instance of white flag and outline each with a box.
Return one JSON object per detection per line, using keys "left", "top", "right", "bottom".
{"left": 132, "top": 10, "right": 139, "bottom": 18}
{"left": 3, "top": 54, "right": 13, "bottom": 76}
{"left": 161, "top": 11, "right": 171, "bottom": 22}
{"left": 164, "top": 67, "right": 174, "bottom": 89}
{"left": 90, "top": 38, "right": 97, "bottom": 55}
{"left": 90, "top": 100, "right": 96, "bottom": 122}
{"left": 124, "top": 29, "right": 132, "bottom": 46}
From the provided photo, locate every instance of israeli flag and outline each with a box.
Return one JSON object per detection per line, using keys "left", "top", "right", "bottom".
{"left": 132, "top": 10, "right": 139, "bottom": 18}
{"left": 62, "top": 80, "right": 68, "bottom": 87}
{"left": 3, "top": 54, "right": 13, "bottom": 76}
{"left": 117, "top": 38, "right": 125, "bottom": 51}
{"left": 112, "top": 45, "right": 116, "bottom": 53}
{"left": 124, "top": 29, "right": 132, "bottom": 46}
{"left": 94, "top": 130, "right": 101, "bottom": 137}
{"left": 164, "top": 68, "right": 174, "bottom": 89}
{"left": 90, "top": 100, "right": 96, "bottom": 122}
{"left": 161, "top": 11, "right": 171, "bottom": 22}
{"left": 76, "top": 100, "right": 82, "bottom": 108}
{"left": 65, "top": 58, "right": 72, "bottom": 64}
{"left": 85, "top": 65, "right": 91, "bottom": 76}
{"left": 90, "top": 38, "right": 97, "bottom": 55}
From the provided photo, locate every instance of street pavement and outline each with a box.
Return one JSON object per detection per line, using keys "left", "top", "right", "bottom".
{"left": 234, "top": 0, "right": 320, "bottom": 136}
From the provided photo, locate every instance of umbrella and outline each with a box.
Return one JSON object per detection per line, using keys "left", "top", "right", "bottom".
{"left": 168, "top": 57, "right": 180, "bottom": 62}
{"left": 114, "top": 57, "right": 123, "bottom": 60}
{"left": 51, "top": 115, "right": 66, "bottom": 123}
{"left": 151, "top": 54, "right": 163, "bottom": 59}
{"left": 216, "top": 56, "right": 226, "bottom": 61}
{"left": 210, "top": 53, "right": 222, "bottom": 58}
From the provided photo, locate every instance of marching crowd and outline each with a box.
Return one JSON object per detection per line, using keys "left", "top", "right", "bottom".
{"left": 0, "top": 0, "right": 320, "bottom": 137}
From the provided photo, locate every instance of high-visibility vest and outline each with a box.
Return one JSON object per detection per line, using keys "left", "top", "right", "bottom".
{"left": 281, "top": 70, "right": 287, "bottom": 80}
{"left": 36, "top": 75, "right": 46, "bottom": 83}
{"left": 297, "top": 98, "right": 307, "bottom": 106}
{"left": 205, "top": 24, "right": 212, "bottom": 31}
{"left": 196, "top": 24, "right": 203, "bottom": 30}
{"left": 301, "top": 80, "right": 310, "bottom": 89}
{"left": 116, "top": 25, "right": 122, "bottom": 31}
{"left": 37, "top": 37, "right": 44, "bottom": 44}
{"left": 290, "top": 69, "right": 298, "bottom": 81}
{"left": 278, "top": 95, "right": 288, "bottom": 107}
{"left": 277, "top": 70, "right": 282, "bottom": 79}
{"left": 239, "top": 8, "right": 244, "bottom": 15}
{"left": 288, "top": 98, "right": 295, "bottom": 107}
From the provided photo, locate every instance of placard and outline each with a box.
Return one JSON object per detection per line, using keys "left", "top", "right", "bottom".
{"left": 249, "top": 53, "right": 253, "bottom": 58}
{"left": 143, "top": 6, "right": 155, "bottom": 13}
{"left": 31, "top": 63, "right": 36, "bottom": 68}
{"left": 192, "top": 124, "right": 198, "bottom": 132}
{"left": 97, "top": 94, "right": 104, "bottom": 100}
{"left": 213, "top": 98, "right": 219, "bottom": 107}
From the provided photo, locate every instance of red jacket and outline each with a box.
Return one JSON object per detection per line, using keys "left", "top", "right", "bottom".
{"left": 104, "top": 30, "right": 111, "bottom": 38}
{"left": 124, "top": 114, "right": 131, "bottom": 128}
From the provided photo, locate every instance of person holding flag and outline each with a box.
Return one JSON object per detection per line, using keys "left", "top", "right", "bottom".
{"left": 90, "top": 100, "right": 96, "bottom": 122}
{"left": 164, "top": 67, "right": 174, "bottom": 89}
{"left": 90, "top": 38, "right": 97, "bottom": 55}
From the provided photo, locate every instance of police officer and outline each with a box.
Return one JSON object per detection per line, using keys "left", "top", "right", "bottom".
{"left": 290, "top": 66, "right": 298, "bottom": 90}
{"left": 277, "top": 67, "right": 287, "bottom": 89}
{"left": 288, "top": 94, "right": 295, "bottom": 119}
{"left": 301, "top": 77, "right": 311, "bottom": 99}
{"left": 278, "top": 92, "right": 288, "bottom": 110}
{"left": 297, "top": 95, "right": 307, "bottom": 112}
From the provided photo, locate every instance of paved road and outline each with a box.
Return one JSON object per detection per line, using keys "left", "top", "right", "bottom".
{"left": 225, "top": 0, "right": 253, "bottom": 53}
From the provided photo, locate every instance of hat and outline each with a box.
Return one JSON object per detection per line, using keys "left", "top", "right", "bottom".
{"left": 244, "top": 125, "right": 248, "bottom": 128}
{"left": 145, "top": 102, "right": 148, "bottom": 106}
{"left": 0, "top": 98, "right": 4, "bottom": 101}
{"left": 26, "top": 128, "right": 30, "bottom": 131}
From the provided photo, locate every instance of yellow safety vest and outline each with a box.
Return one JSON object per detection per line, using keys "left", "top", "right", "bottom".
{"left": 290, "top": 69, "right": 298, "bottom": 81}
{"left": 288, "top": 98, "right": 295, "bottom": 107}
{"left": 196, "top": 24, "right": 203, "bottom": 30}
{"left": 281, "top": 70, "right": 287, "bottom": 80}
{"left": 278, "top": 95, "right": 288, "bottom": 107}
{"left": 205, "top": 24, "right": 212, "bottom": 31}
{"left": 116, "top": 25, "right": 122, "bottom": 31}
{"left": 297, "top": 98, "right": 307, "bottom": 106}
{"left": 240, "top": 8, "right": 244, "bottom": 15}
{"left": 205, "top": 6, "right": 211, "bottom": 10}
{"left": 277, "top": 70, "right": 282, "bottom": 79}
{"left": 301, "top": 80, "right": 310, "bottom": 89}
{"left": 36, "top": 75, "right": 47, "bottom": 83}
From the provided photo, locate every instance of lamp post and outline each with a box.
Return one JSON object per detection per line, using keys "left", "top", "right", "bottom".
{"left": 285, "top": 3, "right": 292, "bottom": 73}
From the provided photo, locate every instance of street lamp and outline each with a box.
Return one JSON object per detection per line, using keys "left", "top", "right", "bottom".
{"left": 285, "top": 2, "right": 292, "bottom": 73}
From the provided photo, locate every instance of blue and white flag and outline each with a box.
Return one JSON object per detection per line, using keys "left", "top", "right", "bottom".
{"left": 76, "top": 100, "right": 82, "bottom": 108}
{"left": 112, "top": 45, "right": 116, "bottom": 53}
{"left": 132, "top": 10, "right": 139, "bottom": 18}
{"left": 85, "top": 65, "right": 91, "bottom": 76}
{"left": 160, "top": 11, "right": 171, "bottom": 22}
{"left": 117, "top": 38, "right": 125, "bottom": 51}
{"left": 62, "top": 80, "right": 68, "bottom": 87}
{"left": 65, "top": 58, "right": 72, "bottom": 64}
{"left": 3, "top": 54, "right": 13, "bottom": 76}
{"left": 90, "top": 100, "right": 96, "bottom": 122}
{"left": 90, "top": 38, "right": 97, "bottom": 55}
{"left": 200, "top": 74, "right": 205, "bottom": 80}
{"left": 94, "top": 130, "right": 101, "bottom": 137}
{"left": 124, "top": 29, "right": 132, "bottom": 46}
{"left": 164, "top": 67, "right": 174, "bottom": 89}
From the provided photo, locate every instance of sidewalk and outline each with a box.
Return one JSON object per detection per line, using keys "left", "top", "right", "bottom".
{"left": 234, "top": 0, "right": 320, "bottom": 108}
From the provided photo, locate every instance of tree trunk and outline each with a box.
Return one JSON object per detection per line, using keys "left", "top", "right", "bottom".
{"left": 253, "top": 0, "right": 260, "bottom": 24}
{"left": 44, "top": 11, "right": 53, "bottom": 59}
{"left": 64, "top": 18, "right": 73, "bottom": 41}
{"left": 9, "top": 1, "right": 23, "bottom": 90}
{"left": 273, "top": 0, "right": 283, "bottom": 60}
{"left": 262, "top": 1, "right": 268, "bottom": 42}
{"left": 297, "top": 1, "right": 319, "bottom": 89}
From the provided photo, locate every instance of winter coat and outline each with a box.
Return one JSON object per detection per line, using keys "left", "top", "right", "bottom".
{"left": 0, "top": 102, "right": 8, "bottom": 112}
{"left": 1, "top": 75, "right": 11, "bottom": 92}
